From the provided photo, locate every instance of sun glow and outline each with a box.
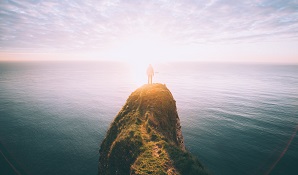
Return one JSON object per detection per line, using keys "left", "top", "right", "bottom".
{"left": 104, "top": 32, "right": 171, "bottom": 86}
{"left": 128, "top": 61, "right": 151, "bottom": 87}
{"left": 108, "top": 32, "right": 172, "bottom": 63}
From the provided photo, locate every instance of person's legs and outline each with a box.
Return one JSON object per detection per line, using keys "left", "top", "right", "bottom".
{"left": 149, "top": 75, "right": 152, "bottom": 84}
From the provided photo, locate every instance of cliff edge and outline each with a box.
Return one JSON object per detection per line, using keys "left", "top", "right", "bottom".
{"left": 98, "top": 83, "right": 209, "bottom": 175}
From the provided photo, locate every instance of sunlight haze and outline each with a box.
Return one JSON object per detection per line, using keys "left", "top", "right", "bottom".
{"left": 1, "top": 0, "right": 298, "bottom": 63}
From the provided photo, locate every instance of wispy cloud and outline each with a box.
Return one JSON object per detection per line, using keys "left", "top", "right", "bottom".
{"left": 0, "top": 0, "right": 298, "bottom": 52}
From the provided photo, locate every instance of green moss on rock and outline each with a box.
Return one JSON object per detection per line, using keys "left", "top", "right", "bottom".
{"left": 98, "top": 84, "right": 210, "bottom": 175}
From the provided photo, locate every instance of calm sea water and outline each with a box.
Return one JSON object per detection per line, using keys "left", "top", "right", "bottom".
{"left": 0, "top": 62, "right": 297, "bottom": 175}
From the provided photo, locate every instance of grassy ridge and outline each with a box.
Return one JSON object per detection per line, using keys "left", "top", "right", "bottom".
{"left": 98, "top": 84, "right": 210, "bottom": 175}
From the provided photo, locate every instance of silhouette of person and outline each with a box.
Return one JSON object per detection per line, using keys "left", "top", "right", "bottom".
{"left": 147, "top": 64, "right": 154, "bottom": 84}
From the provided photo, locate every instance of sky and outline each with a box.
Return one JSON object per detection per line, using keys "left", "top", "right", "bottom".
{"left": 0, "top": 0, "right": 298, "bottom": 63}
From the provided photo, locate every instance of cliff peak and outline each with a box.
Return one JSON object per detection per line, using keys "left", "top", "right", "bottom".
{"left": 98, "top": 83, "right": 209, "bottom": 175}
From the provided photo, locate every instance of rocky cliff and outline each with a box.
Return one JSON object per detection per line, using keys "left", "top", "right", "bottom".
{"left": 98, "top": 84, "right": 209, "bottom": 175}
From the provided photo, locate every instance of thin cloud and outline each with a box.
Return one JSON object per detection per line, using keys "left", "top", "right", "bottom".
{"left": 0, "top": 0, "right": 298, "bottom": 52}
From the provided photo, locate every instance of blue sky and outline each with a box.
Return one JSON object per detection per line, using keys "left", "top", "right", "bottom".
{"left": 1, "top": 0, "right": 298, "bottom": 63}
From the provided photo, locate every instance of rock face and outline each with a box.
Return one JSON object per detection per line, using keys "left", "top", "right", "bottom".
{"left": 98, "top": 84, "right": 209, "bottom": 175}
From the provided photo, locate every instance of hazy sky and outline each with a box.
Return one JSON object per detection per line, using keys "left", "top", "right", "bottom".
{"left": 1, "top": 0, "right": 298, "bottom": 63}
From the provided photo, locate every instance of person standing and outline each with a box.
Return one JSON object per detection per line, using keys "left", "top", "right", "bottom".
{"left": 147, "top": 64, "right": 154, "bottom": 84}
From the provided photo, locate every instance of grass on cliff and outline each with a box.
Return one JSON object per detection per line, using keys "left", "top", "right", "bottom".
{"left": 99, "top": 84, "right": 210, "bottom": 175}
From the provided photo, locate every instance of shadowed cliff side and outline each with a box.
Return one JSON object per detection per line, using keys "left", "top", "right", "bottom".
{"left": 98, "top": 83, "right": 209, "bottom": 175}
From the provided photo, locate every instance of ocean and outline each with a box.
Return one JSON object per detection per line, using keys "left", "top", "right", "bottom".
{"left": 0, "top": 61, "right": 297, "bottom": 175}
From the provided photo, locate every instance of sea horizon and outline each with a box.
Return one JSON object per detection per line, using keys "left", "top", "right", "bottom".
{"left": 1, "top": 61, "right": 297, "bottom": 175}
{"left": 1, "top": 0, "right": 298, "bottom": 174}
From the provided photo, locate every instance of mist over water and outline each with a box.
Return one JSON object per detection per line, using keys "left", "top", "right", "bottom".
{"left": 0, "top": 62, "right": 297, "bottom": 175}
